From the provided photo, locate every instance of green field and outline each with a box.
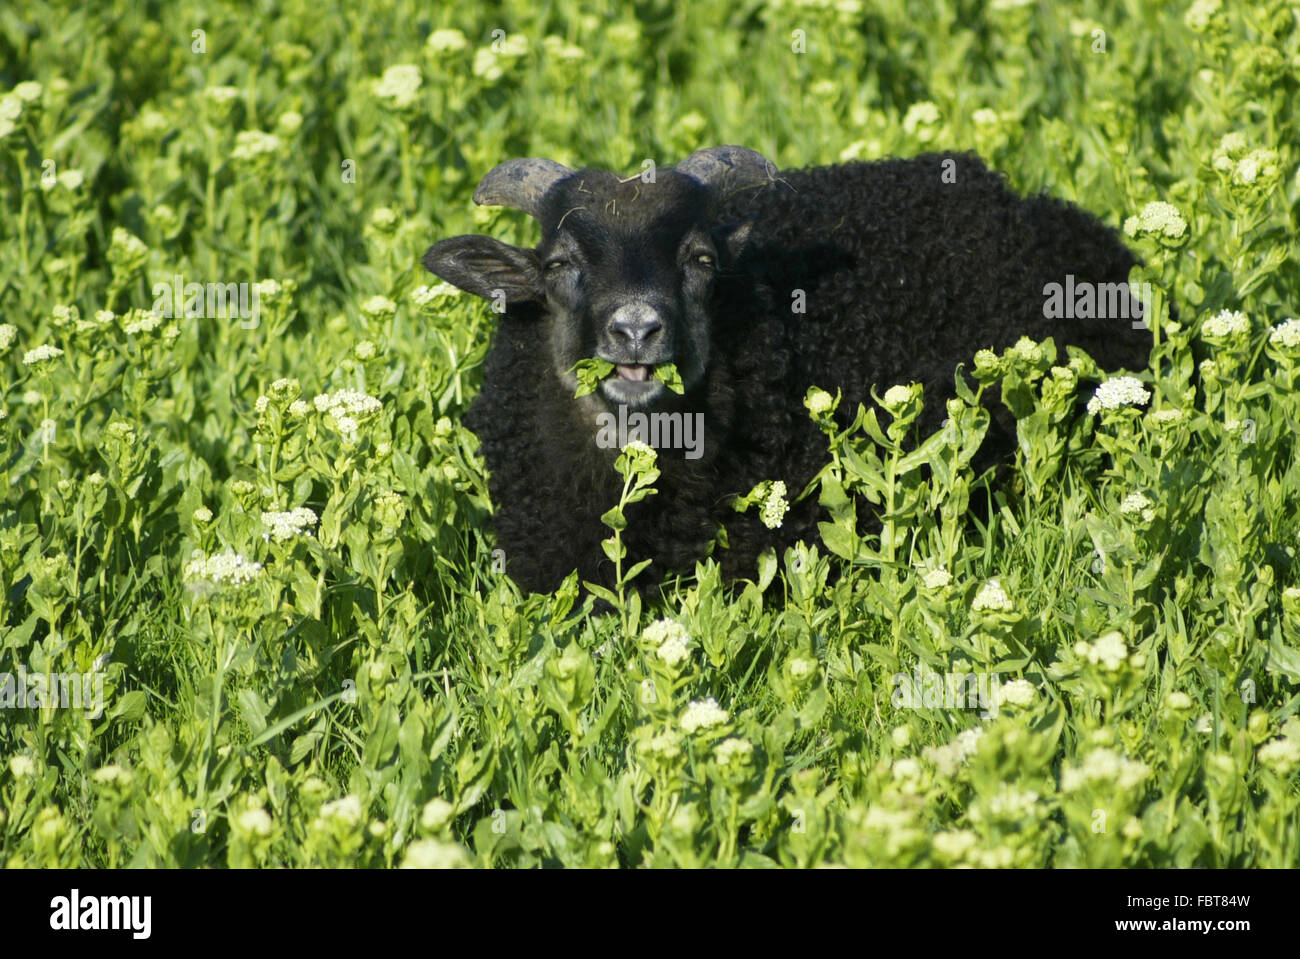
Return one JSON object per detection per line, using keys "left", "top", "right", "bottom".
{"left": 1, "top": 0, "right": 1298, "bottom": 867}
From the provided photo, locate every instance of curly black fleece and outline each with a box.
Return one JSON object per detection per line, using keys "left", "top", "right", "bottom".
{"left": 464, "top": 152, "right": 1150, "bottom": 595}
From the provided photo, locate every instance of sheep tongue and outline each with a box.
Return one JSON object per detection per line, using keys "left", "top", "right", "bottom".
{"left": 616, "top": 364, "right": 648, "bottom": 381}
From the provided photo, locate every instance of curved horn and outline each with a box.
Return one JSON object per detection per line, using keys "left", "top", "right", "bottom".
{"left": 674, "top": 145, "right": 778, "bottom": 193}
{"left": 472, "top": 158, "right": 573, "bottom": 218}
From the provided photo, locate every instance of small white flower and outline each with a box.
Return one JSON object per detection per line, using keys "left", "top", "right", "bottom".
{"left": 400, "top": 838, "right": 470, "bottom": 868}
{"left": 882, "top": 384, "right": 914, "bottom": 410}
{"left": 1201, "top": 309, "right": 1249, "bottom": 338}
{"left": 123, "top": 309, "right": 164, "bottom": 335}
{"left": 427, "top": 28, "right": 469, "bottom": 53}
{"left": 183, "top": 549, "right": 263, "bottom": 587}
{"left": 288, "top": 400, "right": 310, "bottom": 417}
{"left": 902, "top": 101, "right": 941, "bottom": 141}
{"left": 971, "top": 578, "right": 1013, "bottom": 612}
{"left": 805, "top": 387, "right": 834, "bottom": 416}
{"left": 1119, "top": 491, "right": 1152, "bottom": 515}
{"left": 760, "top": 480, "right": 789, "bottom": 530}
{"left": 1257, "top": 737, "right": 1300, "bottom": 773}
{"left": 10, "top": 755, "right": 36, "bottom": 778}
{"left": 680, "top": 697, "right": 729, "bottom": 733}
{"left": 892, "top": 758, "right": 923, "bottom": 781}
{"left": 1061, "top": 747, "right": 1150, "bottom": 792}
{"left": 1122, "top": 201, "right": 1188, "bottom": 241}
{"left": 360, "top": 295, "right": 397, "bottom": 318}
{"left": 1150, "top": 408, "right": 1186, "bottom": 425}
{"left": 261, "top": 507, "right": 318, "bottom": 542}
{"left": 193, "top": 507, "right": 213, "bottom": 524}
{"left": 0, "top": 324, "right": 16, "bottom": 350}
{"left": 922, "top": 567, "right": 952, "bottom": 589}
{"left": 318, "top": 795, "right": 364, "bottom": 826}
{"left": 235, "top": 808, "right": 274, "bottom": 836}
{"left": 1268, "top": 318, "right": 1300, "bottom": 350}
{"left": 1164, "top": 691, "right": 1194, "bottom": 712}
{"left": 643, "top": 618, "right": 692, "bottom": 666}
{"left": 23, "top": 344, "right": 63, "bottom": 366}
{"left": 373, "top": 64, "right": 422, "bottom": 109}
{"left": 314, "top": 389, "right": 383, "bottom": 417}
{"left": 420, "top": 798, "right": 456, "bottom": 831}
{"left": 714, "top": 738, "right": 753, "bottom": 765}
{"left": 1086, "top": 376, "right": 1150, "bottom": 414}
{"left": 203, "top": 85, "right": 241, "bottom": 104}
{"left": 996, "top": 678, "right": 1036, "bottom": 707}
{"left": 230, "top": 130, "right": 283, "bottom": 161}
{"left": 1083, "top": 630, "right": 1128, "bottom": 670}
{"left": 412, "top": 282, "right": 461, "bottom": 308}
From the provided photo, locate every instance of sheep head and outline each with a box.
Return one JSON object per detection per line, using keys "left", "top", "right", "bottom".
{"left": 423, "top": 147, "right": 777, "bottom": 410}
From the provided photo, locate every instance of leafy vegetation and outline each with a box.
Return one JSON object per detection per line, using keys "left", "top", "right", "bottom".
{"left": 1, "top": 0, "right": 1298, "bottom": 867}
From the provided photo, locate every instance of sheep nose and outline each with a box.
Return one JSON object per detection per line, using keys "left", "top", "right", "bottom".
{"left": 608, "top": 304, "right": 664, "bottom": 345}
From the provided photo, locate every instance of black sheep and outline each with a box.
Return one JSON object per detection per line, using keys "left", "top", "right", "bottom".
{"left": 423, "top": 146, "right": 1150, "bottom": 595}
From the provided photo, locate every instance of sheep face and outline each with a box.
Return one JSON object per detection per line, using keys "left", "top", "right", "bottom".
{"left": 423, "top": 168, "right": 753, "bottom": 412}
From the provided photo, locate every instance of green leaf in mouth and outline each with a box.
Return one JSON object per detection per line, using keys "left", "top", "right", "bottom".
{"left": 653, "top": 362, "right": 685, "bottom": 394}
{"left": 569, "top": 358, "right": 615, "bottom": 397}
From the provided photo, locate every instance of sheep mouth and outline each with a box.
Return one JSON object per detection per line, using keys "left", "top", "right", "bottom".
{"left": 600, "top": 364, "right": 666, "bottom": 407}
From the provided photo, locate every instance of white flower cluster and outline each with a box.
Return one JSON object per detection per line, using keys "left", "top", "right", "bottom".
{"left": 1086, "top": 376, "right": 1150, "bottom": 414}
{"left": 760, "top": 480, "right": 789, "bottom": 529}
{"left": 373, "top": 64, "right": 422, "bottom": 108}
{"left": 1122, "top": 201, "right": 1187, "bottom": 242}
{"left": 427, "top": 28, "right": 468, "bottom": 53}
{"left": 1061, "top": 747, "right": 1151, "bottom": 792}
{"left": 123, "top": 309, "right": 164, "bottom": 335}
{"left": 1268, "top": 318, "right": 1300, "bottom": 350}
{"left": 971, "top": 578, "right": 1013, "bottom": 612}
{"left": 922, "top": 567, "right": 952, "bottom": 589}
{"left": 230, "top": 130, "right": 282, "bottom": 161}
{"left": 234, "top": 807, "right": 274, "bottom": 836}
{"left": 360, "top": 295, "right": 397, "bottom": 318}
{"left": 923, "top": 727, "right": 984, "bottom": 778}
{"left": 714, "top": 738, "right": 753, "bottom": 765}
{"left": 23, "top": 344, "right": 63, "bottom": 366}
{"left": 1119, "top": 491, "right": 1155, "bottom": 522}
{"left": 1201, "top": 309, "right": 1249, "bottom": 338}
{"left": 972, "top": 785, "right": 1040, "bottom": 822}
{"left": 317, "top": 795, "right": 364, "bottom": 827}
{"left": 1076, "top": 630, "right": 1129, "bottom": 670}
{"left": 183, "top": 549, "right": 263, "bottom": 587}
{"left": 313, "top": 389, "right": 383, "bottom": 443}
{"left": 995, "top": 678, "right": 1036, "bottom": 708}
{"left": 401, "top": 839, "right": 471, "bottom": 869}
{"left": 261, "top": 507, "right": 318, "bottom": 542}
{"left": 804, "top": 387, "right": 834, "bottom": 417}
{"left": 643, "top": 618, "right": 691, "bottom": 666}
{"left": 1257, "top": 737, "right": 1300, "bottom": 773}
{"left": 680, "top": 697, "right": 728, "bottom": 733}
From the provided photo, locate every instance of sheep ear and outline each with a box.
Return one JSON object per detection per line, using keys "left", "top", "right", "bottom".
{"left": 422, "top": 235, "right": 542, "bottom": 305}
{"left": 713, "top": 216, "right": 756, "bottom": 261}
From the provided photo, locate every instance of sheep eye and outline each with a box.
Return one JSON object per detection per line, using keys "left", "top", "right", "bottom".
{"left": 545, "top": 259, "right": 570, "bottom": 272}
{"left": 692, "top": 252, "right": 715, "bottom": 267}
